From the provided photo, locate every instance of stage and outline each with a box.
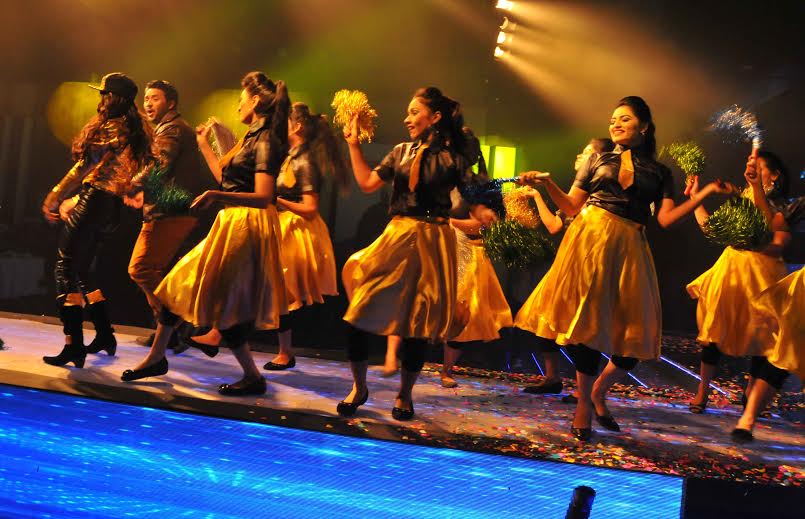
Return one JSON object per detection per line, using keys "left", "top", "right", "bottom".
{"left": 1, "top": 312, "right": 802, "bottom": 493}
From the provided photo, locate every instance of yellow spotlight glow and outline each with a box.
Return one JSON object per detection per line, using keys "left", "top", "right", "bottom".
{"left": 496, "top": 0, "right": 514, "bottom": 11}
{"left": 500, "top": 17, "right": 516, "bottom": 31}
{"left": 494, "top": 46, "right": 506, "bottom": 58}
{"left": 47, "top": 82, "right": 102, "bottom": 146}
{"left": 497, "top": 31, "right": 508, "bottom": 44}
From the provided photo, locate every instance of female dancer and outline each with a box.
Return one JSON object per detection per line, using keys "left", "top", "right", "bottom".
{"left": 517, "top": 96, "right": 733, "bottom": 440}
{"left": 440, "top": 168, "right": 511, "bottom": 388}
{"left": 522, "top": 137, "right": 615, "bottom": 397}
{"left": 339, "top": 87, "right": 489, "bottom": 420}
{"left": 121, "top": 71, "right": 290, "bottom": 396}
{"left": 686, "top": 151, "right": 791, "bottom": 414}
{"left": 187, "top": 103, "right": 348, "bottom": 371}
{"left": 42, "top": 73, "right": 152, "bottom": 367}
{"left": 731, "top": 164, "right": 802, "bottom": 443}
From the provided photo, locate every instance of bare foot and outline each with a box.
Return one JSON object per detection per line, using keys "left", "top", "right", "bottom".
{"left": 440, "top": 372, "right": 458, "bottom": 388}
{"left": 191, "top": 329, "right": 222, "bottom": 347}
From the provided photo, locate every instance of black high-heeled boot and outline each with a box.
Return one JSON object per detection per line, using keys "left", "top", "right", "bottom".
{"left": 85, "top": 300, "right": 117, "bottom": 355}
{"left": 44, "top": 305, "right": 86, "bottom": 368}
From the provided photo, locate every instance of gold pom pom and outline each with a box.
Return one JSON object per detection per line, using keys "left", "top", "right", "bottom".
{"left": 503, "top": 187, "right": 540, "bottom": 228}
{"left": 331, "top": 89, "right": 378, "bottom": 143}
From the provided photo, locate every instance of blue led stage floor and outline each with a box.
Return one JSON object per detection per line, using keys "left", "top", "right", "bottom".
{"left": 0, "top": 384, "right": 682, "bottom": 518}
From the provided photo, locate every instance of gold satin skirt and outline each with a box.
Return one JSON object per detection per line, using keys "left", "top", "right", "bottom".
{"left": 452, "top": 236, "right": 513, "bottom": 343}
{"left": 514, "top": 205, "right": 661, "bottom": 360}
{"left": 342, "top": 216, "right": 458, "bottom": 341}
{"left": 753, "top": 267, "right": 805, "bottom": 379}
{"left": 279, "top": 210, "right": 338, "bottom": 311}
{"left": 155, "top": 205, "right": 287, "bottom": 331}
{"left": 687, "top": 246, "right": 787, "bottom": 357}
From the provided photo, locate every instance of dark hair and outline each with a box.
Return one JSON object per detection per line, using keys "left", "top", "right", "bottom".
{"left": 413, "top": 87, "right": 470, "bottom": 157}
{"left": 616, "top": 96, "right": 656, "bottom": 157}
{"left": 72, "top": 92, "right": 153, "bottom": 167}
{"left": 756, "top": 150, "right": 790, "bottom": 197}
{"left": 145, "top": 80, "right": 179, "bottom": 108}
{"left": 241, "top": 71, "right": 290, "bottom": 175}
{"left": 589, "top": 137, "right": 615, "bottom": 154}
{"left": 290, "top": 102, "right": 350, "bottom": 191}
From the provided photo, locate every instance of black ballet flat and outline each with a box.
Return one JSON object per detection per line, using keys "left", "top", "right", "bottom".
{"left": 688, "top": 401, "right": 707, "bottom": 414}
{"left": 523, "top": 380, "right": 563, "bottom": 395}
{"left": 181, "top": 337, "right": 219, "bottom": 358}
{"left": 218, "top": 376, "right": 267, "bottom": 396}
{"left": 391, "top": 402, "right": 414, "bottom": 421}
{"left": 85, "top": 333, "right": 117, "bottom": 356}
{"left": 570, "top": 426, "right": 593, "bottom": 441}
{"left": 336, "top": 389, "right": 369, "bottom": 417}
{"left": 43, "top": 344, "right": 86, "bottom": 368}
{"left": 264, "top": 357, "right": 296, "bottom": 371}
{"left": 121, "top": 357, "right": 168, "bottom": 382}
{"left": 595, "top": 413, "right": 621, "bottom": 432}
{"left": 730, "top": 428, "right": 754, "bottom": 445}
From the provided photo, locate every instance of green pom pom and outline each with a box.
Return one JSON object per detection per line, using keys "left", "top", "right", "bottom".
{"left": 704, "top": 196, "right": 772, "bottom": 250}
{"left": 660, "top": 141, "right": 706, "bottom": 179}
{"left": 142, "top": 165, "right": 192, "bottom": 215}
{"left": 482, "top": 220, "right": 556, "bottom": 269}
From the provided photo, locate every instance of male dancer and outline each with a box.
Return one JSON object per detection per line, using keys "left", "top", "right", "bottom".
{"left": 125, "top": 80, "right": 211, "bottom": 353}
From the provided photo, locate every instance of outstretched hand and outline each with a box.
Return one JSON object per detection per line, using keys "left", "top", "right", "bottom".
{"left": 518, "top": 171, "right": 551, "bottom": 187}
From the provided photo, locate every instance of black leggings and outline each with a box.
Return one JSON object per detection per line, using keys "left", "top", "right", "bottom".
{"left": 701, "top": 344, "right": 789, "bottom": 390}
{"left": 750, "top": 356, "right": 789, "bottom": 390}
{"left": 54, "top": 186, "right": 121, "bottom": 300}
{"left": 566, "top": 344, "right": 639, "bottom": 376}
{"left": 159, "top": 308, "right": 253, "bottom": 349}
{"left": 535, "top": 336, "right": 561, "bottom": 353}
{"left": 278, "top": 311, "right": 298, "bottom": 333}
{"left": 346, "top": 325, "right": 428, "bottom": 372}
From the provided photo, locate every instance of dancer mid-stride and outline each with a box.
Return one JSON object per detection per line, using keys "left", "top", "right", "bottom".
{"left": 42, "top": 73, "right": 152, "bottom": 368}
{"left": 517, "top": 96, "right": 734, "bottom": 440}
{"left": 339, "top": 87, "right": 492, "bottom": 420}
{"left": 121, "top": 71, "right": 290, "bottom": 396}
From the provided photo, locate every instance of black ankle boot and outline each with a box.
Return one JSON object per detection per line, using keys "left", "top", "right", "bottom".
{"left": 45, "top": 305, "right": 87, "bottom": 367}
{"left": 86, "top": 300, "right": 117, "bottom": 355}
{"left": 43, "top": 343, "right": 87, "bottom": 367}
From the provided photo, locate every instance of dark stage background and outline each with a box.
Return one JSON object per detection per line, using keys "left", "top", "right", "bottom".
{"left": 1, "top": 0, "right": 803, "bottom": 359}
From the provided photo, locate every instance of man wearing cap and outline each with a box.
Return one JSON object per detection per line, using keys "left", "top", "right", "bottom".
{"left": 41, "top": 72, "right": 153, "bottom": 368}
{"left": 125, "top": 80, "right": 213, "bottom": 351}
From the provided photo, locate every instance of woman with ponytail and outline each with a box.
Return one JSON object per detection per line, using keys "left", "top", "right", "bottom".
{"left": 338, "top": 87, "right": 492, "bottom": 421}
{"left": 42, "top": 72, "right": 153, "bottom": 368}
{"left": 517, "top": 96, "right": 734, "bottom": 440}
{"left": 121, "top": 71, "right": 290, "bottom": 396}
{"left": 189, "top": 103, "right": 349, "bottom": 370}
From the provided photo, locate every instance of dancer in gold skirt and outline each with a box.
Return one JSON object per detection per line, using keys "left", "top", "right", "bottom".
{"left": 440, "top": 206, "right": 512, "bottom": 388}
{"left": 687, "top": 151, "right": 793, "bottom": 414}
{"left": 517, "top": 96, "right": 734, "bottom": 440}
{"left": 338, "top": 87, "right": 491, "bottom": 420}
{"left": 188, "top": 103, "right": 348, "bottom": 372}
{"left": 521, "top": 137, "right": 614, "bottom": 397}
{"left": 731, "top": 163, "right": 803, "bottom": 444}
{"left": 121, "top": 71, "right": 290, "bottom": 396}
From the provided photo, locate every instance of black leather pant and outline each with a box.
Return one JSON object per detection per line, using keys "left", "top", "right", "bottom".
{"left": 54, "top": 185, "right": 121, "bottom": 301}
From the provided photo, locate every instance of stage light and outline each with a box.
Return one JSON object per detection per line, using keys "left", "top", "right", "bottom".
{"left": 496, "top": 0, "right": 514, "bottom": 11}
{"left": 497, "top": 31, "right": 508, "bottom": 44}
{"left": 493, "top": 46, "right": 506, "bottom": 58}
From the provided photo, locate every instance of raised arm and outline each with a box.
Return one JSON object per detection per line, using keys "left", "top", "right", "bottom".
{"left": 528, "top": 187, "right": 564, "bottom": 234}
{"left": 344, "top": 115, "right": 384, "bottom": 193}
